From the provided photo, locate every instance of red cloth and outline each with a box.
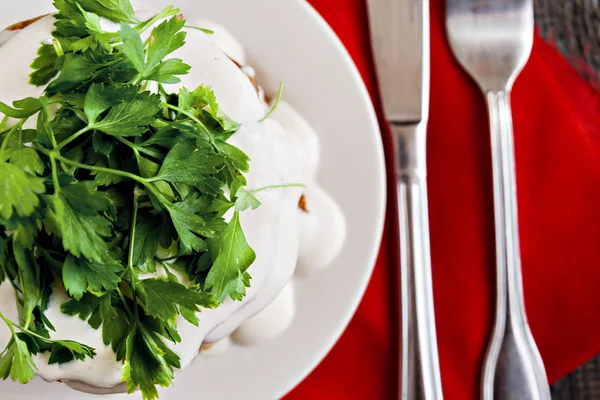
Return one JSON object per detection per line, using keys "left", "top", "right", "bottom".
{"left": 285, "top": 1, "right": 600, "bottom": 400}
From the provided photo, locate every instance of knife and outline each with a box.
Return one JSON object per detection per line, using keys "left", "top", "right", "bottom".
{"left": 367, "top": 1, "right": 443, "bottom": 399}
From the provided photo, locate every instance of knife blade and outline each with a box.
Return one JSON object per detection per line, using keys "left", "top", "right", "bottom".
{"left": 368, "top": 0, "right": 429, "bottom": 123}
{"left": 367, "top": 1, "right": 443, "bottom": 399}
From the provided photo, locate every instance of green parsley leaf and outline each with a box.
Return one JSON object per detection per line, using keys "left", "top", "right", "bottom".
{"left": 8, "top": 149, "right": 45, "bottom": 176}
{"left": 155, "top": 140, "right": 223, "bottom": 185}
{"left": 76, "top": 0, "right": 139, "bottom": 24}
{"left": 36, "top": 100, "right": 56, "bottom": 148}
{"left": 61, "top": 293, "right": 101, "bottom": 321}
{"left": 0, "top": 336, "right": 36, "bottom": 384}
{"left": 46, "top": 53, "right": 112, "bottom": 95}
{"left": 178, "top": 85, "right": 218, "bottom": 117}
{"left": 11, "top": 223, "right": 39, "bottom": 250}
{"left": 91, "top": 91, "right": 160, "bottom": 136}
{"left": 119, "top": 23, "right": 146, "bottom": 72}
{"left": 62, "top": 255, "right": 123, "bottom": 300}
{"left": 0, "top": 238, "right": 7, "bottom": 282}
{"left": 205, "top": 212, "right": 255, "bottom": 303}
{"left": 131, "top": 215, "right": 160, "bottom": 268}
{"left": 84, "top": 83, "right": 138, "bottom": 123}
{"left": 61, "top": 181, "right": 112, "bottom": 216}
{"left": 137, "top": 278, "right": 217, "bottom": 323}
{"left": 0, "top": 163, "right": 45, "bottom": 220}
{"left": 215, "top": 141, "right": 250, "bottom": 173}
{"left": 122, "top": 320, "right": 179, "bottom": 400}
{"left": 29, "top": 44, "right": 59, "bottom": 86}
{"left": 46, "top": 192, "right": 112, "bottom": 263}
{"left": 0, "top": 98, "right": 42, "bottom": 119}
{"left": 234, "top": 186, "right": 261, "bottom": 212}
{"left": 12, "top": 243, "right": 42, "bottom": 324}
{"left": 48, "top": 340, "right": 96, "bottom": 365}
{"left": 145, "top": 58, "right": 190, "bottom": 84}
{"left": 167, "top": 204, "right": 209, "bottom": 253}
{"left": 144, "top": 17, "right": 186, "bottom": 76}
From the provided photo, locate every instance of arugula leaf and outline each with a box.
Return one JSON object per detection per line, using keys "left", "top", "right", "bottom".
{"left": 205, "top": 212, "right": 255, "bottom": 302}
{"left": 62, "top": 255, "right": 123, "bottom": 300}
{"left": 137, "top": 278, "right": 217, "bottom": 323}
{"left": 0, "top": 163, "right": 45, "bottom": 220}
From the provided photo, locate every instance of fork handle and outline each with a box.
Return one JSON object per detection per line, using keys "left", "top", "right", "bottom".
{"left": 393, "top": 123, "right": 443, "bottom": 400}
{"left": 481, "top": 90, "right": 551, "bottom": 400}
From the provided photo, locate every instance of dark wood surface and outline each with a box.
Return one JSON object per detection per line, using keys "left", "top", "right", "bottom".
{"left": 535, "top": 1, "right": 600, "bottom": 398}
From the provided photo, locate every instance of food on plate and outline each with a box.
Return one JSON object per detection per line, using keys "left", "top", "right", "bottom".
{"left": 0, "top": 1, "right": 346, "bottom": 399}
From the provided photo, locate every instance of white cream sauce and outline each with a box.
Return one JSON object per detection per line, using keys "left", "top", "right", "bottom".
{"left": 0, "top": 7, "right": 345, "bottom": 390}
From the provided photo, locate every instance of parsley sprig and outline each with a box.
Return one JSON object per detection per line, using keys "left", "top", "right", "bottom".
{"left": 0, "top": 1, "right": 296, "bottom": 398}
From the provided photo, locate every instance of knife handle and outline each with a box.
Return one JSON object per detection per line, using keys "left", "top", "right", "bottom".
{"left": 393, "top": 123, "right": 444, "bottom": 400}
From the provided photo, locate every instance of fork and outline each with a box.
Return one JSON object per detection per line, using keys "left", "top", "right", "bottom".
{"left": 445, "top": 1, "right": 551, "bottom": 399}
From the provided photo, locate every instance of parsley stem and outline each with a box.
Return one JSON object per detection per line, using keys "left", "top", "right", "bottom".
{"left": 155, "top": 254, "right": 185, "bottom": 263}
{"left": 0, "top": 312, "right": 16, "bottom": 338}
{"left": 259, "top": 82, "right": 284, "bottom": 123}
{"left": 55, "top": 126, "right": 91, "bottom": 152}
{"left": 117, "top": 289, "right": 134, "bottom": 318}
{"left": 0, "top": 313, "right": 77, "bottom": 347}
{"left": 0, "top": 115, "right": 8, "bottom": 132}
{"left": 116, "top": 137, "right": 164, "bottom": 160}
{"left": 0, "top": 120, "right": 25, "bottom": 161}
{"left": 127, "top": 192, "right": 140, "bottom": 320}
{"left": 250, "top": 183, "right": 306, "bottom": 195}
{"left": 35, "top": 144, "right": 151, "bottom": 187}
{"left": 50, "top": 155, "right": 61, "bottom": 194}
{"left": 161, "top": 102, "right": 215, "bottom": 142}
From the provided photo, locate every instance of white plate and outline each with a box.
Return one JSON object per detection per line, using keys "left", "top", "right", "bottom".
{"left": 1, "top": 1, "right": 386, "bottom": 398}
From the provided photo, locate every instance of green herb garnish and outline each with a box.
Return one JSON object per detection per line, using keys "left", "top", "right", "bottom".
{"left": 0, "top": 1, "right": 290, "bottom": 398}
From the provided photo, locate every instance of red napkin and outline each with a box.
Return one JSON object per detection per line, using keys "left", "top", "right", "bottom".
{"left": 285, "top": 1, "right": 600, "bottom": 400}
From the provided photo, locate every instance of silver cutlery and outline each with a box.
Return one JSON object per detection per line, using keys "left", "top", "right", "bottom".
{"left": 368, "top": 1, "right": 443, "bottom": 399}
{"left": 446, "top": 1, "right": 550, "bottom": 399}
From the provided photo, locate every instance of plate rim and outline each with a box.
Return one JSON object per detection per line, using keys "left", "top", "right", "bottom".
{"left": 273, "top": 2, "right": 387, "bottom": 398}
